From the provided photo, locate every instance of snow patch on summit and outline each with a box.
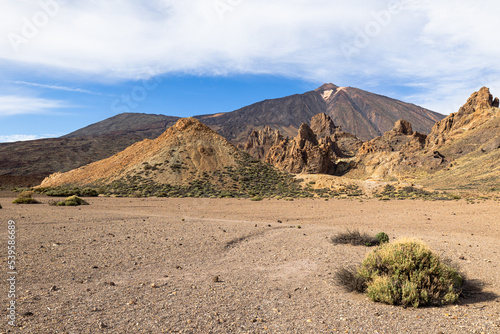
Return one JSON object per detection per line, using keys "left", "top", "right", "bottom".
{"left": 321, "top": 89, "right": 333, "bottom": 101}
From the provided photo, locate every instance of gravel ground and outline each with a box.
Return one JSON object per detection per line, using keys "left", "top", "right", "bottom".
{"left": 0, "top": 194, "right": 499, "bottom": 333}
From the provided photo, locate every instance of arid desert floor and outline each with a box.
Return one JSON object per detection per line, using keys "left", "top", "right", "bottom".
{"left": 1, "top": 193, "right": 499, "bottom": 333}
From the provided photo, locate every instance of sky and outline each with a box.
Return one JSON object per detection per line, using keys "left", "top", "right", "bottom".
{"left": 1, "top": 0, "right": 500, "bottom": 142}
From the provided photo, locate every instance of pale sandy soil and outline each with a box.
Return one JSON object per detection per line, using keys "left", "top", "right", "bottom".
{"left": 0, "top": 193, "right": 499, "bottom": 333}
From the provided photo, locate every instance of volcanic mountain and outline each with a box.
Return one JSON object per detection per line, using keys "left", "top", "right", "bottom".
{"left": 1, "top": 84, "right": 443, "bottom": 187}
{"left": 63, "top": 113, "right": 180, "bottom": 138}
{"left": 0, "top": 113, "right": 180, "bottom": 187}
{"left": 196, "top": 83, "right": 443, "bottom": 142}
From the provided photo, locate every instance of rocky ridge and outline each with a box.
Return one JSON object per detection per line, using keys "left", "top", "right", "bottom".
{"left": 351, "top": 87, "right": 500, "bottom": 189}
{"left": 242, "top": 87, "right": 499, "bottom": 192}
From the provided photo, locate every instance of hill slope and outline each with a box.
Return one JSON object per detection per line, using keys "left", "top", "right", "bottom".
{"left": 40, "top": 118, "right": 240, "bottom": 187}
{"left": 0, "top": 114, "right": 180, "bottom": 187}
{"left": 39, "top": 118, "right": 309, "bottom": 198}
{"left": 419, "top": 87, "right": 500, "bottom": 191}
{"left": 63, "top": 113, "right": 179, "bottom": 138}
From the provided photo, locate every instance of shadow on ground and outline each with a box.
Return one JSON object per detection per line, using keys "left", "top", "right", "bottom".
{"left": 460, "top": 279, "right": 499, "bottom": 305}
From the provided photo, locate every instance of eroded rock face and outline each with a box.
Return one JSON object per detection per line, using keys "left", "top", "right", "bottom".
{"left": 39, "top": 118, "right": 241, "bottom": 188}
{"left": 310, "top": 113, "right": 339, "bottom": 139}
{"left": 242, "top": 126, "right": 283, "bottom": 160}
{"left": 391, "top": 119, "right": 413, "bottom": 136}
{"left": 359, "top": 119, "right": 426, "bottom": 155}
{"left": 427, "top": 87, "right": 499, "bottom": 147}
{"left": 243, "top": 113, "right": 362, "bottom": 175}
{"left": 265, "top": 123, "right": 338, "bottom": 174}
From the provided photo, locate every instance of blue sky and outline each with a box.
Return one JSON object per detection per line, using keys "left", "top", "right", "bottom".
{"left": 1, "top": 0, "right": 500, "bottom": 142}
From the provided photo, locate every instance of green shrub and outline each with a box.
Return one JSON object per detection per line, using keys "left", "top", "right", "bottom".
{"left": 42, "top": 187, "right": 99, "bottom": 197}
{"left": 80, "top": 188, "right": 98, "bottom": 197}
{"left": 357, "top": 239, "right": 463, "bottom": 307}
{"left": 375, "top": 232, "right": 389, "bottom": 244}
{"left": 12, "top": 191, "right": 40, "bottom": 204}
{"left": 50, "top": 195, "right": 89, "bottom": 206}
{"left": 250, "top": 196, "right": 263, "bottom": 201}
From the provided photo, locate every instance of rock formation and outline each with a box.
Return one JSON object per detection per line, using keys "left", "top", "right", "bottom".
{"left": 310, "top": 113, "right": 340, "bottom": 139}
{"left": 427, "top": 87, "right": 499, "bottom": 148}
{"left": 241, "top": 126, "right": 283, "bottom": 160}
{"left": 265, "top": 123, "right": 338, "bottom": 174}
{"left": 359, "top": 120, "right": 427, "bottom": 155}
{"left": 242, "top": 113, "right": 362, "bottom": 175}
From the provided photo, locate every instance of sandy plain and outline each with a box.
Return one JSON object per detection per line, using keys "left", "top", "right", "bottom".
{"left": 0, "top": 192, "right": 499, "bottom": 333}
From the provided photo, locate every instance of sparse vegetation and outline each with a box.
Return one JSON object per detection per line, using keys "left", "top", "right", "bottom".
{"left": 374, "top": 184, "right": 460, "bottom": 201}
{"left": 49, "top": 195, "right": 89, "bottom": 206}
{"left": 330, "top": 229, "right": 388, "bottom": 247}
{"left": 12, "top": 191, "right": 40, "bottom": 204}
{"left": 336, "top": 239, "right": 464, "bottom": 308}
{"left": 36, "top": 187, "right": 99, "bottom": 197}
{"left": 39, "top": 152, "right": 318, "bottom": 200}
{"left": 334, "top": 266, "right": 367, "bottom": 292}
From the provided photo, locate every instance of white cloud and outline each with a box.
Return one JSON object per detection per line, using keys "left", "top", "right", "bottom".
{"left": 13, "top": 81, "right": 107, "bottom": 96}
{"left": 0, "top": 95, "right": 68, "bottom": 116}
{"left": 0, "top": 0, "right": 500, "bottom": 113}
{"left": 0, "top": 134, "right": 48, "bottom": 143}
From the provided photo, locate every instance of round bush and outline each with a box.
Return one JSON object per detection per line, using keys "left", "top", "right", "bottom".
{"left": 375, "top": 232, "right": 389, "bottom": 244}
{"left": 12, "top": 191, "right": 40, "bottom": 204}
{"left": 55, "top": 195, "right": 89, "bottom": 206}
{"left": 358, "top": 239, "right": 463, "bottom": 307}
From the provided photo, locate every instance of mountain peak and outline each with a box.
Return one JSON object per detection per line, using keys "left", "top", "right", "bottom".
{"left": 172, "top": 117, "right": 212, "bottom": 133}
{"left": 315, "top": 83, "right": 339, "bottom": 92}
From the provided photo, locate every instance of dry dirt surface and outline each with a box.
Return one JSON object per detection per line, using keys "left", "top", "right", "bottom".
{"left": 1, "top": 193, "right": 499, "bottom": 333}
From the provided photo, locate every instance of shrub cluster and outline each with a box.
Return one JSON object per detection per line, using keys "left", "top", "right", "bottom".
{"left": 330, "top": 230, "right": 389, "bottom": 247}
{"left": 49, "top": 195, "right": 89, "bottom": 206}
{"left": 336, "top": 239, "right": 463, "bottom": 308}
{"left": 37, "top": 187, "right": 98, "bottom": 197}
{"left": 12, "top": 191, "right": 40, "bottom": 204}
{"left": 375, "top": 184, "right": 458, "bottom": 201}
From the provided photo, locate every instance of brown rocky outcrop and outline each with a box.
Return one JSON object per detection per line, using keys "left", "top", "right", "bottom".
{"left": 359, "top": 119, "right": 426, "bottom": 155}
{"left": 310, "top": 113, "right": 340, "bottom": 139}
{"left": 243, "top": 113, "right": 362, "bottom": 175}
{"left": 241, "top": 126, "right": 283, "bottom": 160}
{"left": 426, "top": 87, "right": 499, "bottom": 148}
{"left": 265, "top": 123, "right": 338, "bottom": 174}
{"left": 391, "top": 119, "right": 414, "bottom": 136}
